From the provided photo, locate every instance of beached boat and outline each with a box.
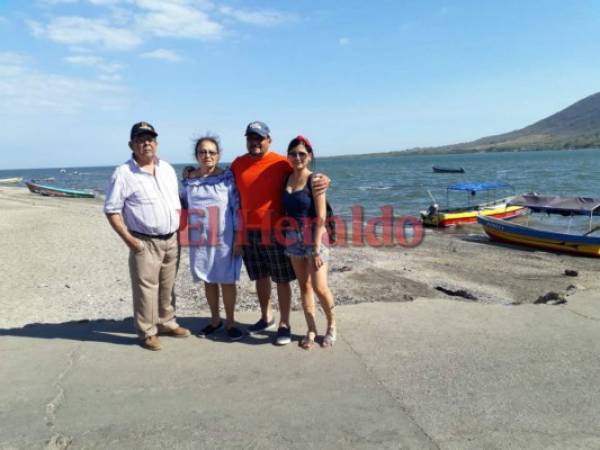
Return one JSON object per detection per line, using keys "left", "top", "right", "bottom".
{"left": 478, "top": 193, "right": 600, "bottom": 257}
{"left": 25, "top": 181, "right": 96, "bottom": 198}
{"left": 420, "top": 181, "right": 526, "bottom": 227}
{"left": 432, "top": 166, "right": 465, "bottom": 173}
{"left": 0, "top": 177, "right": 23, "bottom": 184}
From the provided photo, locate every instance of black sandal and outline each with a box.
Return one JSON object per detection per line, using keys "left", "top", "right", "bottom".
{"left": 200, "top": 321, "right": 223, "bottom": 336}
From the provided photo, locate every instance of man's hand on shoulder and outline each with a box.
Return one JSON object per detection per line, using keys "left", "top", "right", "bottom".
{"left": 311, "top": 173, "right": 330, "bottom": 196}
{"left": 182, "top": 165, "right": 195, "bottom": 179}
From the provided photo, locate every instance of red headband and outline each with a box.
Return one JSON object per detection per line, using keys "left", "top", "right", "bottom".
{"left": 295, "top": 135, "right": 313, "bottom": 152}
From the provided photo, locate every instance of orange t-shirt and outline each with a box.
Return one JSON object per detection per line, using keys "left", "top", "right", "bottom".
{"left": 231, "top": 151, "right": 293, "bottom": 231}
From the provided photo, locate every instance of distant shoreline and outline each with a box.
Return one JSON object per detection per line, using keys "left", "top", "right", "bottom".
{"left": 321, "top": 145, "right": 600, "bottom": 160}
{"left": 3, "top": 146, "right": 600, "bottom": 171}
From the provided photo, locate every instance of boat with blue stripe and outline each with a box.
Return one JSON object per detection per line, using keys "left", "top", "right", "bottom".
{"left": 478, "top": 193, "right": 600, "bottom": 257}
{"left": 25, "top": 181, "right": 96, "bottom": 198}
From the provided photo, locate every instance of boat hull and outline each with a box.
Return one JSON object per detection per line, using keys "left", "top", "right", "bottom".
{"left": 478, "top": 215, "right": 600, "bottom": 257}
{"left": 432, "top": 166, "right": 464, "bottom": 173}
{"left": 0, "top": 177, "right": 23, "bottom": 184}
{"left": 25, "top": 182, "right": 95, "bottom": 198}
{"left": 422, "top": 204, "right": 525, "bottom": 227}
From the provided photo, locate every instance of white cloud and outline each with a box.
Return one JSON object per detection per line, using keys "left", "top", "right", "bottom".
{"left": 64, "top": 54, "right": 124, "bottom": 73}
{"left": 140, "top": 48, "right": 183, "bottom": 62}
{"left": 219, "top": 6, "right": 290, "bottom": 27}
{"left": 0, "top": 52, "right": 30, "bottom": 78}
{"left": 29, "top": 16, "right": 142, "bottom": 50}
{"left": 134, "top": 0, "right": 223, "bottom": 39}
{"left": 106, "top": 5, "right": 134, "bottom": 25}
{"left": 339, "top": 37, "right": 350, "bottom": 46}
{"left": 88, "top": 0, "right": 123, "bottom": 5}
{"left": 0, "top": 51, "right": 127, "bottom": 114}
{"left": 0, "top": 51, "right": 30, "bottom": 66}
{"left": 98, "top": 73, "right": 122, "bottom": 82}
{"left": 39, "top": 0, "right": 80, "bottom": 4}
{"left": 65, "top": 55, "right": 102, "bottom": 65}
{"left": 28, "top": 19, "right": 44, "bottom": 37}
{"left": 219, "top": 6, "right": 289, "bottom": 26}
{"left": 68, "top": 46, "right": 95, "bottom": 53}
{"left": 29, "top": 1, "right": 290, "bottom": 52}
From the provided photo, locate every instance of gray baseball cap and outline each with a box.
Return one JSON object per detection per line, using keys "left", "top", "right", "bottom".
{"left": 244, "top": 121, "right": 270, "bottom": 138}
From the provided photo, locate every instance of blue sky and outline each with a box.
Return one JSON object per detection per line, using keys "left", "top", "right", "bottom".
{"left": 1, "top": 0, "right": 600, "bottom": 169}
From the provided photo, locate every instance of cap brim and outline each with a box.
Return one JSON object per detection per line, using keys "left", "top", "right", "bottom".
{"left": 132, "top": 131, "right": 158, "bottom": 138}
{"left": 245, "top": 131, "right": 268, "bottom": 138}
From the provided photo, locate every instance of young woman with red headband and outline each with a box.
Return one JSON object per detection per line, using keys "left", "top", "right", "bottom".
{"left": 282, "top": 135, "right": 336, "bottom": 349}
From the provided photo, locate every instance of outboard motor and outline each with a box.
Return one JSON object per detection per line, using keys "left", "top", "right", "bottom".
{"left": 427, "top": 203, "right": 439, "bottom": 216}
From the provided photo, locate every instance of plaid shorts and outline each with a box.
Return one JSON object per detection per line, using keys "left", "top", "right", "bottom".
{"left": 242, "top": 230, "right": 296, "bottom": 283}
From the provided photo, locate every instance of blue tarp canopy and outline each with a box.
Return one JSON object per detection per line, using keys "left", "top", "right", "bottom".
{"left": 447, "top": 182, "right": 513, "bottom": 192}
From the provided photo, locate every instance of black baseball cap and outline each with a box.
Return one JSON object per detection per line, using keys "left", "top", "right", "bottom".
{"left": 130, "top": 121, "right": 158, "bottom": 140}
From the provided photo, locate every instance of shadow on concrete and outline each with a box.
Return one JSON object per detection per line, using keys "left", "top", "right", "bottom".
{"left": 0, "top": 318, "right": 140, "bottom": 346}
{"left": 0, "top": 317, "right": 303, "bottom": 347}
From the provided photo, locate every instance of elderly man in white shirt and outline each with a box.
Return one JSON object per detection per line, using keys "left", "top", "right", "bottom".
{"left": 104, "top": 121, "right": 190, "bottom": 351}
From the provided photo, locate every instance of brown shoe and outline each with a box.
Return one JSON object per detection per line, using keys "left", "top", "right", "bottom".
{"left": 142, "top": 335, "right": 162, "bottom": 351}
{"left": 165, "top": 326, "right": 191, "bottom": 338}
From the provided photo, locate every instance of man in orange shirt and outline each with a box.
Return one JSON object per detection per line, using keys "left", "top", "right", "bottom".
{"left": 231, "top": 121, "right": 327, "bottom": 345}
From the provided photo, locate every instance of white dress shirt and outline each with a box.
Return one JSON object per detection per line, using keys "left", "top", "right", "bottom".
{"left": 104, "top": 157, "right": 181, "bottom": 235}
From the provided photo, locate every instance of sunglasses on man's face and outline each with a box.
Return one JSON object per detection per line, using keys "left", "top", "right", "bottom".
{"left": 288, "top": 151, "right": 309, "bottom": 159}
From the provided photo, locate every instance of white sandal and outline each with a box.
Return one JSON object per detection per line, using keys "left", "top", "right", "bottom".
{"left": 322, "top": 329, "right": 336, "bottom": 348}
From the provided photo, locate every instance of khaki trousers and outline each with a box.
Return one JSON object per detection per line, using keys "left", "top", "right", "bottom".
{"left": 128, "top": 234, "right": 179, "bottom": 339}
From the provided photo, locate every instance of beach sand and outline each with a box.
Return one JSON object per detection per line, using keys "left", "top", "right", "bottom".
{"left": 2, "top": 185, "right": 599, "bottom": 329}
{"left": 4, "top": 186, "right": 600, "bottom": 449}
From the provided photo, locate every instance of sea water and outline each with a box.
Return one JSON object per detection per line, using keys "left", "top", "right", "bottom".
{"left": 2, "top": 149, "right": 600, "bottom": 223}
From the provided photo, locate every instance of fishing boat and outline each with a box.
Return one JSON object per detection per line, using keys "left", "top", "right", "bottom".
{"left": 432, "top": 166, "right": 465, "bottom": 173}
{"left": 25, "top": 181, "right": 96, "bottom": 198}
{"left": 420, "top": 181, "right": 526, "bottom": 227}
{"left": 0, "top": 177, "right": 23, "bottom": 184}
{"left": 478, "top": 193, "right": 600, "bottom": 257}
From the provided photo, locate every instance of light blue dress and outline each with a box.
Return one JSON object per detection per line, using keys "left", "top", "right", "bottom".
{"left": 183, "top": 169, "right": 241, "bottom": 283}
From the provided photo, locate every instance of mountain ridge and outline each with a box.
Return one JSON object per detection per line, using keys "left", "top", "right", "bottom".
{"left": 338, "top": 92, "right": 600, "bottom": 158}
